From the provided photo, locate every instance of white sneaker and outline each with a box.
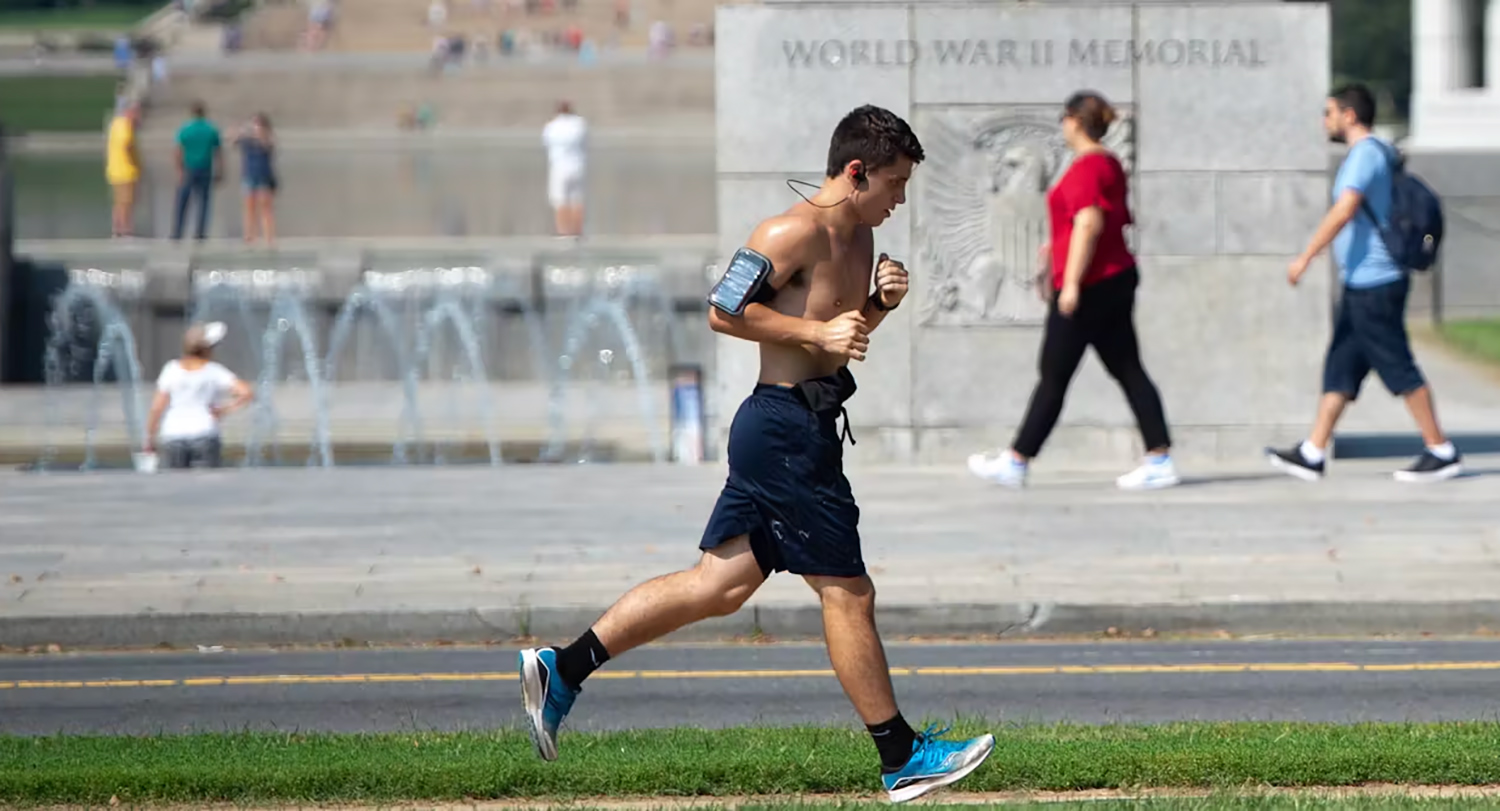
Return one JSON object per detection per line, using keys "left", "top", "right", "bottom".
{"left": 967, "top": 450, "right": 1027, "bottom": 488}
{"left": 1116, "top": 457, "right": 1180, "bottom": 490}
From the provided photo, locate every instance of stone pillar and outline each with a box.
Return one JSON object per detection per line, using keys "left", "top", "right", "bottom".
{"left": 1414, "top": 0, "right": 1471, "bottom": 96}
{"left": 1487, "top": 0, "right": 1500, "bottom": 91}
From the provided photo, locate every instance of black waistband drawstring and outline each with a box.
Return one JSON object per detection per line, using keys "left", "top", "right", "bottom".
{"left": 839, "top": 407, "right": 856, "bottom": 446}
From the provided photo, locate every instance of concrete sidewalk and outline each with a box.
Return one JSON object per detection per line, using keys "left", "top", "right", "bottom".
{"left": 2, "top": 457, "right": 1499, "bottom": 648}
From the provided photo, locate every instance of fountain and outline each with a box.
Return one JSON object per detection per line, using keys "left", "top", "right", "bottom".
{"left": 189, "top": 281, "right": 261, "bottom": 367}
{"left": 190, "top": 268, "right": 333, "bottom": 468}
{"left": 247, "top": 284, "right": 333, "bottom": 468}
{"left": 38, "top": 268, "right": 148, "bottom": 471}
{"left": 324, "top": 281, "right": 424, "bottom": 464}
{"left": 412, "top": 292, "right": 501, "bottom": 466}
{"left": 28, "top": 254, "right": 692, "bottom": 470}
{"left": 542, "top": 262, "right": 671, "bottom": 464}
{"left": 335, "top": 266, "right": 539, "bottom": 466}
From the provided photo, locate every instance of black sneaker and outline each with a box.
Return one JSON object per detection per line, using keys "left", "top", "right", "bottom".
{"left": 1265, "top": 445, "right": 1325, "bottom": 481}
{"left": 1393, "top": 449, "right": 1464, "bottom": 483}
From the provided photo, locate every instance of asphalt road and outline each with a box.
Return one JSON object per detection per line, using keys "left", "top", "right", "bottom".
{"left": 6, "top": 639, "right": 1500, "bottom": 736}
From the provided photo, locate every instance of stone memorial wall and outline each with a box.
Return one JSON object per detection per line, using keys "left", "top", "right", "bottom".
{"left": 712, "top": 0, "right": 1334, "bottom": 469}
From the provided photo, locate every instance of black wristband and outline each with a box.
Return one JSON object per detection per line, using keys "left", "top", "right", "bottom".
{"left": 869, "top": 291, "right": 898, "bottom": 312}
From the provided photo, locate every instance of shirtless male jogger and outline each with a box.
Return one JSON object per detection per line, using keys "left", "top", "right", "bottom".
{"left": 517, "top": 105, "right": 996, "bottom": 804}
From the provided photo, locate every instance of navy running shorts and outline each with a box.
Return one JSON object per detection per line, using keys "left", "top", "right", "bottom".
{"left": 1322, "top": 277, "right": 1426, "bottom": 401}
{"left": 700, "top": 372, "right": 863, "bottom": 579}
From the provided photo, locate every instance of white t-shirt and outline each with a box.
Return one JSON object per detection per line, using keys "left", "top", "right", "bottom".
{"left": 157, "top": 360, "right": 238, "bottom": 441}
{"left": 542, "top": 113, "right": 588, "bottom": 176}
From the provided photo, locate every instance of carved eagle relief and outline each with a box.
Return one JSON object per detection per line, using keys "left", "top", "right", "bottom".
{"left": 915, "top": 109, "right": 1135, "bottom": 326}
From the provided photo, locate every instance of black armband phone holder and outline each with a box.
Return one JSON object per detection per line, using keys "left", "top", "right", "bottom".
{"left": 707, "top": 247, "right": 775, "bottom": 316}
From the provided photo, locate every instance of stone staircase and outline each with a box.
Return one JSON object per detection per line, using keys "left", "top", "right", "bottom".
{"left": 136, "top": 0, "right": 722, "bottom": 130}
{"left": 239, "top": 0, "right": 309, "bottom": 50}
{"left": 239, "top": 0, "right": 720, "bottom": 53}
{"left": 142, "top": 58, "right": 714, "bottom": 128}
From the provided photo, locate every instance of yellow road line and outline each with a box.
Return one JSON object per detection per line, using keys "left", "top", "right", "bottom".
{"left": 5, "top": 660, "right": 1500, "bottom": 690}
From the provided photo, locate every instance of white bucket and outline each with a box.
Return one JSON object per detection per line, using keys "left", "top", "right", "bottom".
{"left": 132, "top": 452, "right": 159, "bottom": 474}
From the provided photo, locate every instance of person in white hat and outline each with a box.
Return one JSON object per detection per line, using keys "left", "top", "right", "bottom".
{"left": 144, "top": 321, "right": 254, "bottom": 469}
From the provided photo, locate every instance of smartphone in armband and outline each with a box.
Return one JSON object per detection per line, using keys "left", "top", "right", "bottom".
{"left": 706, "top": 247, "right": 775, "bottom": 316}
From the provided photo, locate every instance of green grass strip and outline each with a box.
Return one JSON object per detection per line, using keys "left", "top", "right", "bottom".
{"left": 0, "top": 5, "right": 151, "bottom": 30}
{"left": 0, "top": 75, "right": 117, "bottom": 133}
{"left": 4, "top": 723, "right": 1500, "bottom": 805}
{"left": 1441, "top": 319, "right": 1500, "bottom": 368}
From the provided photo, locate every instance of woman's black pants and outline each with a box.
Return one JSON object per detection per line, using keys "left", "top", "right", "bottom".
{"left": 1011, "top": 267, "right": 1172, "bottom": 458}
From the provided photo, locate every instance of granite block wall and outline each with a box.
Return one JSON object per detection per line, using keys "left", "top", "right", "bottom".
{"left": 713, "top": 0, "right": 1333, "bottom": 469}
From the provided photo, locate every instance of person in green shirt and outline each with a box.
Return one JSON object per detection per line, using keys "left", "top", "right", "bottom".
{"left": 172, "top": 101, "right": 223, "bottom": 241}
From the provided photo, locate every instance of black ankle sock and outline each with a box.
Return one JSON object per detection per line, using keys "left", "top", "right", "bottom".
{"left": 555, "top": 629, "right": 610, "bottom": 690}
{"left": 867, "top": 713, "right": 917, "bottom": 772}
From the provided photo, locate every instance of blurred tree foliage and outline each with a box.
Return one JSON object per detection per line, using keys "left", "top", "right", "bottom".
{"left": 0, "top": 0, "right": 160, "bottom": 10}
{"left": 1332, "top": 0, "right": 1413, "bottom": 121}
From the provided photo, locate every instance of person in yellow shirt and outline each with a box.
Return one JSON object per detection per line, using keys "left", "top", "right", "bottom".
{"left": 106, "top": 103, "right": 142, "bottom": 238}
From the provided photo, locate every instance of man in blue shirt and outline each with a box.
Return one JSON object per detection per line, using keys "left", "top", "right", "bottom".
{"left": 1267, "top": 83, "right": 1462, "bottom": 483}
{"left": 113, "top": 35, "right": 132, "bottom": 72}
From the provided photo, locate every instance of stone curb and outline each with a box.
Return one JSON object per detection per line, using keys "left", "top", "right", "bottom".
{"left": 8, "top": 601, "right": 1500, "bottom": 649}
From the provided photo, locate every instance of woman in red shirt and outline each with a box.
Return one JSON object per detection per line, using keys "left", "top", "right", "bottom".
{"left": 967, "top": 91, "right": 1175, "bottom": 490}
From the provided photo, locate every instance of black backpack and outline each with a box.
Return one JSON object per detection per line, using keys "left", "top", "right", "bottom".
{"left": 1360, "top": 139, "right": 1444, "bottom": 273}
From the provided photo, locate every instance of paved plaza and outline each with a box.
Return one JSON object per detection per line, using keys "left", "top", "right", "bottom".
{"left": 2, "top": 455, "right": 1498, "bottom": 649}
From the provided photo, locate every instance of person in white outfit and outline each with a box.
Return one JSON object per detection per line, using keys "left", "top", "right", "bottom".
{"left": 145, "top": 322, "right": 254, "bottom": 469}
{"left": 542, "top": 100, "right": 588, "bottom": 237}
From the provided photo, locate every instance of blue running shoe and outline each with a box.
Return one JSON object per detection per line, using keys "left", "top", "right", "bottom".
{"left": 881, "top": 724, "right": 996, "bottom": 803}
{"left": 518, "top": 647, "right": 579, "bottom": 761}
